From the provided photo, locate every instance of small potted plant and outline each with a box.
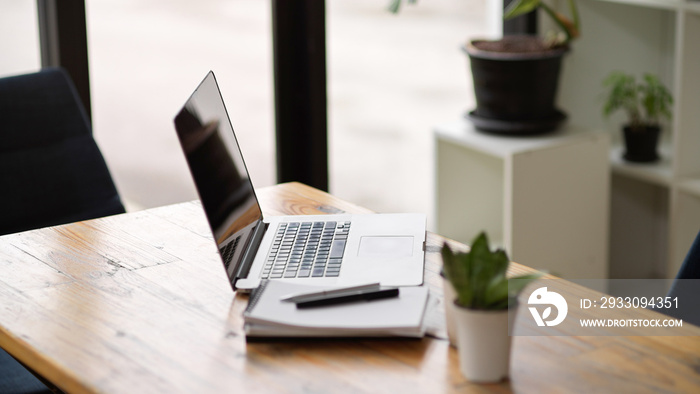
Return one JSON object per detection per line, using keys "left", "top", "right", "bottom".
{"left": 441, "top": 232, "right": 540, "bottom": 382}
{"left": 389, "top": 0, "right": 581, "bottom": 134}
{"left": 602, "top": 71, "right": 673, "bottom": 163}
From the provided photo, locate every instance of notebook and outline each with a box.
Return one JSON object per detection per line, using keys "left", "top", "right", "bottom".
{"left": 174, "top": 71, "right": 427, "bottom": 291}
{"left": 243, "top": 280, "right": 429, "bottom": 338}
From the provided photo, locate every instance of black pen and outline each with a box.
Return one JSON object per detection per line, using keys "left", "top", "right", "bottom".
{"left": 295, "top": 287, "right": 400, "bottom": 309}
{"left": 280, "top": 282, "right": 381, "bottom": 303}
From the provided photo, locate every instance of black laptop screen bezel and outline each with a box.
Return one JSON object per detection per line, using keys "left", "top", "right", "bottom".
{"left": 173, "top": 71, "right": 265, "bottom": 289}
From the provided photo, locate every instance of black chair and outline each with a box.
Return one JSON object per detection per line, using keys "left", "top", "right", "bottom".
{"left": 0, "top": 67, "right": 124, "bottom": 235}
{"left": 661, "top": 229, "right": 700, "bottom": 327}
{"left": 0, "top": 67, "right": 125, "bottom": 393}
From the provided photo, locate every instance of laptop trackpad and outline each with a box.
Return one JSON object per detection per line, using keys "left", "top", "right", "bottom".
{"left": 358, "top": 236, "right": 414, "bottom": 258}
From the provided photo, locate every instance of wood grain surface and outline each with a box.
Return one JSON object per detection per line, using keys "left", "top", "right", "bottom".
{"left": 1, "top": 182, "right": 699, "bottom": 393}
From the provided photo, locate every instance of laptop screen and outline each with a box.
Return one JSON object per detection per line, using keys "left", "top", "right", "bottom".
{"left": 174, "top": 71, "right": 263, "bottom": 284}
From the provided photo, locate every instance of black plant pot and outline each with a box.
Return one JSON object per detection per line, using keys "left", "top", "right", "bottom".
{"left": 622, "top": 125, "right": 661, "bottom": 163}
{"left": 464, "top": 37, "right": 568, "bottom": 135}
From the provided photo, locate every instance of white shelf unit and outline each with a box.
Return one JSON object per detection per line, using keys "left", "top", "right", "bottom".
{"left": 557, "top": 0, "right": 700, "bottom": 279}
{"left": 434, "top": 120, "right": 610, "bottom": 279}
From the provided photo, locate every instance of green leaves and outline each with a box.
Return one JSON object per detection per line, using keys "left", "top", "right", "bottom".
{"left": 386, "top": 0, "right": 417, "bottom": 14}
{"left": 602, "top": 71, "right": 673, "bottom": 129}
{"left": 641, "top": 74, "right": 673, "bottom": 125}
{"left": 389, "top": 0, "right": 580, "bottom": 46}
{"left": 387, "top": 0, "right": 402, "bottom": 13}
{"left": 504, "top": 0, "right": 580, "bottom": 46}
{"left": 442, "top": 232, "right": 541, "bottom": 310}
{"left": 504, "top": 0, "right": 542, "bottom": 19}
{"left": 602, "top": 71, "right": 640, "bottom": 125}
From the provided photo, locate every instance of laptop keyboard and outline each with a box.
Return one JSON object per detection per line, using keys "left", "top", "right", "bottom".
{"left": 220, "top": 236, "right": 241, "bottom": 271}
{"left": 261, "top": 221, "right": 351, "bottom": 279}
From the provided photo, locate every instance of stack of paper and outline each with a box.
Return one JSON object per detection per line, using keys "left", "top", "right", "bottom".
{"left": 243, "top": 281, "right": 429, "bottom": 338}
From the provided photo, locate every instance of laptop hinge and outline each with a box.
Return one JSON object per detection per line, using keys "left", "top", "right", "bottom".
{"left": 235, "top": 220, "right": 268, "bottom": 282}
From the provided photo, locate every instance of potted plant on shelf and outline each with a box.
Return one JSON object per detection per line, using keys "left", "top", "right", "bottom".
{"left": 464, "top": 0, "right": 580, "bottom": 135}
{"left": 389, "top": 0, "right": 581, "bottom": 135}
{"left": 601, "top": 71, "right": 673, "bottom": 163}
{"left": 441, "top": 232, "right": 540, "bottom": 382}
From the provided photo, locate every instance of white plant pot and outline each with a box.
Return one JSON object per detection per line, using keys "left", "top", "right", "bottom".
{"left": 453, "top": 305, "right": 516, "bottom": 382}
{"left": 442, "top": 277, "right": 458, "bottom": 347}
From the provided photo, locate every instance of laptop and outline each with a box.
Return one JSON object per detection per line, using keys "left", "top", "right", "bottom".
{"left": 174, "top": 71, "right": 426, "bottom": 291}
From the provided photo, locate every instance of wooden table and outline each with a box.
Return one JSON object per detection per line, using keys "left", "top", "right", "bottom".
{"left": 1, "top": 182, "right": 700, "bottom": 393}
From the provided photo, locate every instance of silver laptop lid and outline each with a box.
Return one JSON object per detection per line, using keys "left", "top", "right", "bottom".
{"left": 174, "top": 71, "right": 264, "bottom": 289}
